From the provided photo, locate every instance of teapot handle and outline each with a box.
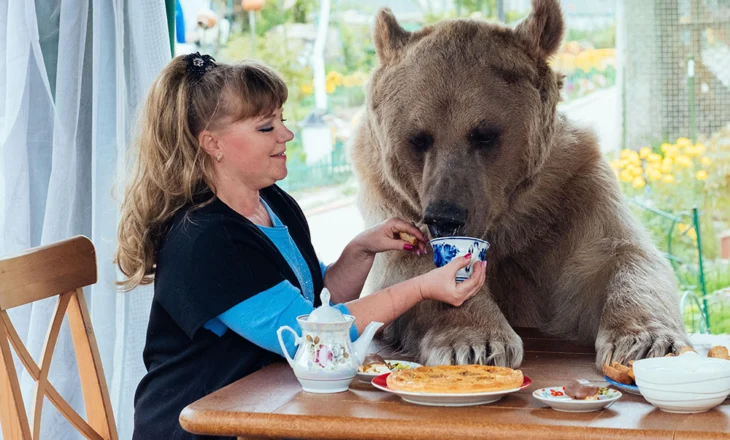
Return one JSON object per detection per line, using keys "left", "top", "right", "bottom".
{"left": 276, "top": 326, "right": 300, "bottom": 367}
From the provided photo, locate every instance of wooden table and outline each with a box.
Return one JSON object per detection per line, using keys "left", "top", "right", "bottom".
{"left": 180, "top": 329, "right": 730, "bottom": 439}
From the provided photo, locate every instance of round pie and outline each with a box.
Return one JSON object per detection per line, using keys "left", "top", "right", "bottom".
{"left": 386, "top": 364, "right": 524, "bottom": 393}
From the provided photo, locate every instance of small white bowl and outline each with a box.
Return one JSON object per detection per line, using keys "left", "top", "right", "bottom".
{"left": 633, "top": 352, "right": 730, "bottom": 414}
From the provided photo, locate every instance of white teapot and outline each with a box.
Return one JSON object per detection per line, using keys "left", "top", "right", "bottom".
{"left": 276, "top": 289, "right": 383, "bottom": 393}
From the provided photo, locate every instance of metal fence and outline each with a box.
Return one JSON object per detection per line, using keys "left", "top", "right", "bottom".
{"left": 628, "top": 199, "right": 711, "bottom": 333}
{"left": 619, "top": 0, "right": 730, "bottom": 148}
{"left": 278, "top": 141, "right": 353, "bottom": 193}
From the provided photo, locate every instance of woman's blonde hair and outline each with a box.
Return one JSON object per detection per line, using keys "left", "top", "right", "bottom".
{"left": 115, "top": 55, "right": 288, "bottom": 291}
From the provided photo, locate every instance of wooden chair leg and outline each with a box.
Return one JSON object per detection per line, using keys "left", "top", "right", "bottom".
{"left": 0, "top": 319, "right": 32, "bottom": 440}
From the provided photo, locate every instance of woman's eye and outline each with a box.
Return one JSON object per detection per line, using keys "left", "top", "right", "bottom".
{"left": 259, "top": 127, "right": 274, "bottom": 132}
{"left": 281, "top": 118, "right": 287, "bottom": 122}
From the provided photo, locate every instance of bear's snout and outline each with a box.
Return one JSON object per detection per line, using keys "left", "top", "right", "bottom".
{"left": 424, "top": 201, "right": 468, "bottom": 238}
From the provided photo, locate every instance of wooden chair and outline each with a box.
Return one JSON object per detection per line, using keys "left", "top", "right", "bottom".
{"left": 0, "top": 236, "right": 118, "bottom": 440}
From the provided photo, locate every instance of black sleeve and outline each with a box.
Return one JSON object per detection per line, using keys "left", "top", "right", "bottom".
{"left": 154, "top": 215, "right": 286, "bottom": 339}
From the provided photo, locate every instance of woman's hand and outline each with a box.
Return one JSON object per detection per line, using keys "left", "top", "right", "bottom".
{"left": 352, "top": 218, "right": 428, "bottom": 256}
{"left": 418, "top": 255, "right": 487, "bottom": 307}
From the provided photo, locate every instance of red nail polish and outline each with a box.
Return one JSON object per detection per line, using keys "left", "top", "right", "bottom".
{"left": 464, "top": 253, "right": 472, "bottom": 259}
{"left": 404, "top": 244, "right": 414, "bottom": 251}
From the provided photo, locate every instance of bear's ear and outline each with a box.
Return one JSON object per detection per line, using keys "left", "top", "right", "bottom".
{"left": 374, "top": 8, "right": 411, "bottom": 64}
{"left": 515, "top": 0, "right": 565, "bottom": 59}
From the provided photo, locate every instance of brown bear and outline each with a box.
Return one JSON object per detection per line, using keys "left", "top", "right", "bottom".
{"left": 350, "top": 0, "right": 691, "bottom": 368}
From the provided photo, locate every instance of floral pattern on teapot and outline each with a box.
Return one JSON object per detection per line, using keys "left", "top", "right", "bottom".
{"left": 304, "top": 332, "right": 351, "bottom": 370}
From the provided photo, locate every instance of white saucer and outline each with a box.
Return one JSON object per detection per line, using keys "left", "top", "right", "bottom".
{"left": 533, "top": 386, "right": 622, "bottom": 412}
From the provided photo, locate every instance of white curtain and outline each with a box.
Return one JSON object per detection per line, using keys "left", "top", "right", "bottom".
{"left": 0, "top": 1, "right": 170, "bottom": 438}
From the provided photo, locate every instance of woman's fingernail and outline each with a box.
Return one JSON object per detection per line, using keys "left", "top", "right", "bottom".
{"left": 464, "top": 253, "right": 472, "bottom": 259}
{"left": 483, "top": 261, "right": 488, "bottom": 269}
{"left": 404, "top": 244, "right": 414, "bottom": 251}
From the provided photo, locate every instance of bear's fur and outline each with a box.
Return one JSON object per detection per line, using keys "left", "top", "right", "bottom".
{"left": 351, "top": 0, "right": 690, "bottom": 368}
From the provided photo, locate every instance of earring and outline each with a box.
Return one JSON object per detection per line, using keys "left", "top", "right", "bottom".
{"left": 215, "top": 151, "right": 223, "bottom": 162}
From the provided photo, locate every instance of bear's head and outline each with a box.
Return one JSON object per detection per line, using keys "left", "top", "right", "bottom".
{"left": 365, "top": 0, "right": 565, "bottom": 239}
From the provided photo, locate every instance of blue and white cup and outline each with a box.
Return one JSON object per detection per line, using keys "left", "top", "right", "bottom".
{"left": 430, "top": 237, "right": 490, "bottom": 282}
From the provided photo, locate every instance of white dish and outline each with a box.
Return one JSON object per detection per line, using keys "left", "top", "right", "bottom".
{"left": 371, "top": 373, "right": 531, "bottom": 407}
{"left": 633, "top": 352, "right": 730, "bottom": 413}
{"left": 356, "top": 360, "right": 422, "bottom": 383}
{"left": 533, "top": 386, "right": 622, "bottom": 412}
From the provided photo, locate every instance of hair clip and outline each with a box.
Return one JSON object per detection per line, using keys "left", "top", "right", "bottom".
{"left": 183, "top": 52, "right": 216, "bottom": 80}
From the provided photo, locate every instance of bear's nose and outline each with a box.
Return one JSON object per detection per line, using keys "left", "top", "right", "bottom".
{"left": 423, "top": 201, "right": 468, "bottom": 238}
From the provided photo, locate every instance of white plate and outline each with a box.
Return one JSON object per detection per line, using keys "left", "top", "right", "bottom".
{"left": 356, "top": 360, "right": 422, "bottom": 383}
{"left": 371, "top": 373, "right": 532, "bottom": 407}
{"left": 533, "top": 386, "right": 622, "bottom": 412}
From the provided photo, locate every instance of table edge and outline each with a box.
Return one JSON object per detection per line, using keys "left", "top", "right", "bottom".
{"left": 179, "top": 408, "right": 730, "bottom": 440}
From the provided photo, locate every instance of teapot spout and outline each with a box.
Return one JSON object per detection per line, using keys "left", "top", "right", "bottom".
{"left": 352, "top": 321, "right": 384, "bottom": 364}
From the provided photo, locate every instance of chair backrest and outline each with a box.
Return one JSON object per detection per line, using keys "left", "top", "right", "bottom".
{"left": 0, "top": 236, "right": 118, "bottom": 440}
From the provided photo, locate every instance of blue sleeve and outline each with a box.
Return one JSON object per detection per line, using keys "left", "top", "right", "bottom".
{"left": 208, "top": 281, "right": 359, "bottom": 358}
{"left": 320, "top": 260, "right": 329, "bottom": 278}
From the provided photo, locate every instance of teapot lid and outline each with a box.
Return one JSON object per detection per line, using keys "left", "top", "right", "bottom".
{"left": 307, "top": 289, "right": 347, "bottom": 322}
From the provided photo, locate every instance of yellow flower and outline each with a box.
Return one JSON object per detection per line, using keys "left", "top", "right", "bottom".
{"left": 675, "top": 155, "right": 693, "bottom": 168}
{"left": 326, "top": 71, "right": 343, "bottom": 86}
{"left": 664, "top": 145, "right": 679, "bottom": 158}
{"left": 647, "top": 168, "right": 662, "bottom": 181}
{"left": 300, "top": 83, "right": 314, "bottom": 95}
{"left": 694, "top": 143, "right": 706, "bottom": 155}
{"left": 618, "top": 159, "right": 629, "bottom": 169}
{"left": 660, "top": 158, "right": 671, "bottom": 171}
{"left": 662, "top": 175, "right": 675, "bottom": 183}
{"left": 676, "top": 137, "right": 692, "bottom": 148}
{"left": 648, "top": 153, "right": 661, "bottom": 163}
{"left": 639, "top": 147, "right": 652, "bottom": 159}
{"left": 685, "top": 146, "right": 701, "bottom": 157}
{"left": 695, "top": 170, "right": 708, "bottom": 180}
{"left": 678, "top": 223, "right": 697, "bottom": 241}
{"left": 326, "top": 81, "right": 336, "bottom": 94}
{"left": 660, "top": 143, "right": 672, "bottom": 153}
{"left": 620, "top": 149, "right": 632, "bottom": 159}
{"left": 619, "top": 170, "right": 633, "bottom": 182}
{"left": 625, "top": 164, "right": 642, "bottom": 177}
{"left": 632, "top": 176, "right": 646, "bottom": 189}
{"left": 701, "top": 156, "right": 712, "bottom": 166}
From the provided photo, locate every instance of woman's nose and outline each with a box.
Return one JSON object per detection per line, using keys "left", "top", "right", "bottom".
{"left": 279, "top": 127, "right": 294, "bottom": 143}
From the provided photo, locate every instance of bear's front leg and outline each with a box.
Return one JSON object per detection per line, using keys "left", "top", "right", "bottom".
{"left": 595, "top": 251, "right": 691, "bottom": 368}
{"left": 384, "top": 286, "right": 524, "bottom": 368}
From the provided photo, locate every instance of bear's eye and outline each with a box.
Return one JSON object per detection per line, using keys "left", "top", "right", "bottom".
{"left": 408, "top": 132, "right": 434, "bottom": 153}
{"left": 469, "top": 127, "right": 501, "bottom": 149}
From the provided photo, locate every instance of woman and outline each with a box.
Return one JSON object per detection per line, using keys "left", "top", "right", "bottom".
{"left": 115, "top": 53, "right": 486, "bottom": 439}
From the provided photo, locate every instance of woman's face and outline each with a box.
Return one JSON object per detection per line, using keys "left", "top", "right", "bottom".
{"left": 211, "top": 107, "right": 294, "bottom": 190}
